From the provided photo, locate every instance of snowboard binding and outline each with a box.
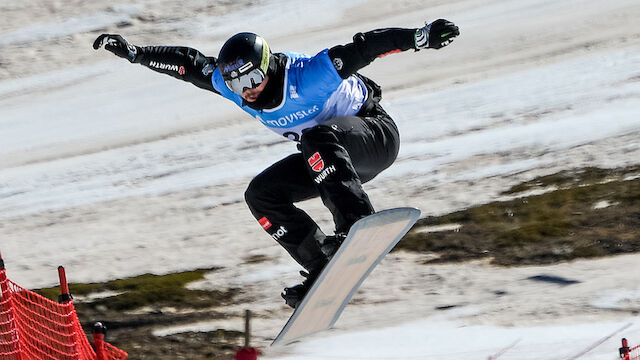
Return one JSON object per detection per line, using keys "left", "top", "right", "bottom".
{"left": 281, "top": 270, "right": 320, "bottom": 308}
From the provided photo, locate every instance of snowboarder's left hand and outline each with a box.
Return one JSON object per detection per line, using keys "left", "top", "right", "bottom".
{"left": 415, "top": 19, "right": 460, "bottom": 50}
{"left": 93, "top": 34, "right": 140, "bottom": 63}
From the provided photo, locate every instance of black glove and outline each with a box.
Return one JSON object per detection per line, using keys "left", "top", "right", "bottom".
{"left": 415, "top": 19, "right": 460, "bottom": 50}
{"left": 93, "top": 34, "right": 140, "bottom": 62}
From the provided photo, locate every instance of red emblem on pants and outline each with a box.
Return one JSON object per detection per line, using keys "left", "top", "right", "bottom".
{"left": 258, "top": 217, "right": 272, "bottom": 230}
{"left": 307, "top": 152, "right": 324, "bottom": 172}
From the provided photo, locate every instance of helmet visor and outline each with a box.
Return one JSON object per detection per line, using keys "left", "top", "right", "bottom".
{"left": 224, "top": 68, "right": 265, "bottom": 95}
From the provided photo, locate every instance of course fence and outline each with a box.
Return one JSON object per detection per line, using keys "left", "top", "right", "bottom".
{"left": 621, "top": 338, "right": 640, "bottom": 360}
{"left": 0, "top": 251, "right": 127, "bottom": 360}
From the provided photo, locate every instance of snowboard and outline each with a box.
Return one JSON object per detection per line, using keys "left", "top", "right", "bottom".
{"left": 271, "top": 207, "right": 421, "bottom": 346}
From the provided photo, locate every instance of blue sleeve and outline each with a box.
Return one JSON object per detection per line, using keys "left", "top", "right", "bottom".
{"left": 297, "top": 49, "right": 343, "bottom": 96}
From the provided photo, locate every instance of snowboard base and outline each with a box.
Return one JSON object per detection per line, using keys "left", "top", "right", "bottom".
{"left": 272, "top": 207, "right": 421, "bottom": 346}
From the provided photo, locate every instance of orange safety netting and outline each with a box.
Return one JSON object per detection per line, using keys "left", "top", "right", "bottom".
{"left": 0, "top": 268, "right": 127, "bottom": 360}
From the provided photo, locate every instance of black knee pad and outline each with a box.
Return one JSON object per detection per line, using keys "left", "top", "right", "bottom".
{"left": 244, "top": 175, "right": 267, "bottom": 209}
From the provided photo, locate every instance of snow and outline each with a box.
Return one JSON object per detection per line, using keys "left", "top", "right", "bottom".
{"left": 267, "top": 318, "right": 639, "bottom": 360}
{"left": 1, "top": 0, "right": 640, "bottom": 358}
{"left": 0, "top": 9, "right": 143, "bottom": 48}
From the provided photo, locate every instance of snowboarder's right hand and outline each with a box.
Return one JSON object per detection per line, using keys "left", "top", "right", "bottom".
{"left": 93, "top": 34, "right": 140, "bottom": 63}
{"left": 415, "top": 19, "right": 460, "bottom": 50}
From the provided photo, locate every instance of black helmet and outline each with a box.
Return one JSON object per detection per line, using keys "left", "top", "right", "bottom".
{"left": 217, "top": 32, "right": 272, "bottom": 94}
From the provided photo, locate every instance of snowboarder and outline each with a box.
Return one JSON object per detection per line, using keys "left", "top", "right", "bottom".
{"left": 93, "top": 19, "right": 459, "bottom": 308}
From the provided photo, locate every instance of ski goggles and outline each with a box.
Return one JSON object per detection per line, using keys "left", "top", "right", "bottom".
{"left": 224, "top": 68, "right": 266, "bottom": 95}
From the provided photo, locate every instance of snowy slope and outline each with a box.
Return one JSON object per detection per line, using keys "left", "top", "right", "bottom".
{"left": 1, "top": 0, "right": 640, "bottom": 358}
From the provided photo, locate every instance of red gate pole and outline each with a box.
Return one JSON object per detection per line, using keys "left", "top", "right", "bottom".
{"left": 0, "top": 250, "right": 23, "bottom": 360}
{"left": 93, "top": 322, "right": 107, "bottom": 360}
{"left": 57, "top": 266, "right": 81, "bottom": 359}
{"left": 0, "top": 252, "right": 9, "bottom": 300}
{"left": 620, "top": 338, "right": 631, "bottom": 359}
{"left": 0, "top": 250, "right": 7, "bottom": 295}
{"left": 235, "top": 310, "right": 258, "bottom": 360}
{"left": 58, "top": 266, "right": 73, "bottom": 303}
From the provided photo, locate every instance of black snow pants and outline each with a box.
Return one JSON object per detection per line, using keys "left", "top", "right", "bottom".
{"left": 244, "top": 100, "right": 400, "bottom": 273}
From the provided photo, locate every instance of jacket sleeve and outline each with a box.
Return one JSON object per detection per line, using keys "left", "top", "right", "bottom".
{"left": 135, "top": 46, "right": 220, "bottom": 94}
{"left": 327, "top": 28, "right": 417, "bottom": 79}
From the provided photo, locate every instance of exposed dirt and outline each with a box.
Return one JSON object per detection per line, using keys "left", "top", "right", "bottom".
{"left": 77, "top": 307, "right": 245, "bottom": 360}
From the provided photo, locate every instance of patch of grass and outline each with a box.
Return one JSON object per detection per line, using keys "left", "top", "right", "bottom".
{"left": 34, "top": 268, "right": 238, "bottom": 311}
{"left": 398, "top": 166, "right": 640, "bottom": 265}
{"left": 35, "top": 282, "right": 103, "bottom": 301}
{"left": 34, "top": 269, "right": 246, "bottom": 360}
{"left": 502, "top": 165, "right": 640, "bottom": 195}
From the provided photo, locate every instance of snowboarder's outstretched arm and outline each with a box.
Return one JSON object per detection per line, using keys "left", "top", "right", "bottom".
{"left": 328, "top": 19, "right": 459, "bottom": 78}
{"left": 93, "top": 34, "right": 219, "bottom": 94}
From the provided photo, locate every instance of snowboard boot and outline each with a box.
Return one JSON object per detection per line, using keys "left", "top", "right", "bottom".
{"left": 319, "top": 233, "right": 347, "bottom": 260}
{"left": 281, "top": 269, "right": 322, "bottom": 309}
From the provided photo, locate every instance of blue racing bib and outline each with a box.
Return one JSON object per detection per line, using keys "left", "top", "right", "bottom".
{"left": 212, "top": 49, "right": 367, "bottom": 141}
